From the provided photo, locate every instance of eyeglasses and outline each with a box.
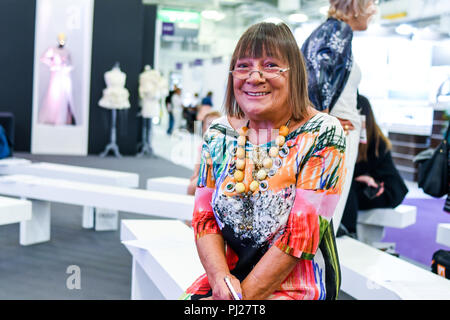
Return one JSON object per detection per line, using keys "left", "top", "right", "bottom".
{"left": 229, "top": 67, "right": 290, "bottom": 80}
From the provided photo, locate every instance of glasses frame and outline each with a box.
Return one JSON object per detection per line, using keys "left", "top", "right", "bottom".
{"left": 229, "top": 67, "right": 290, "bottom": 80}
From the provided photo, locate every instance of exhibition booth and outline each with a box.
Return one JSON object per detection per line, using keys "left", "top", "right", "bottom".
{"left": 0, "top": 0, "right": 449, "bottom": 302}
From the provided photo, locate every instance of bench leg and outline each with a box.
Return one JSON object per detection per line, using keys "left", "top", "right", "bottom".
{"left": 82, "top": 206, "right": 94, "bottom": 229}
{"left": 20, "top": 200, "right": 51, "bottom": 246}
{"left": 94, "top": 208, "right": 118, "bottom": 231}
{"left": 356, "top": 224, "right": 385, "bottom": 246}
{"left": 131, "top": 258, "right": 161, "bottom": 300}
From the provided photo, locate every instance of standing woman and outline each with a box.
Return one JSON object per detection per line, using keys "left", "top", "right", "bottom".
{"left": 301, "top": 0, "right": 378, "bottom": 232}
{"left": 182, "top": 22, "right": 346, "bottom": 300}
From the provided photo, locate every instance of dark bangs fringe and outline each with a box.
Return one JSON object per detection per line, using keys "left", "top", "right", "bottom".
{"left": 234, "top": 23, "right": 288, "bottom": 61}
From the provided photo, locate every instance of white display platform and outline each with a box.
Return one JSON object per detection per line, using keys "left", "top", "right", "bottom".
{"left": 337, "top": 235, "right": 450, "bottom": 300}
{"left": 0, "top": 158, "right": 32, "bottom": 168}
{"left": 146, "top": 176, "right": 190, "bottom": 195}
{"left": 0, "top": 161, "right": 138, "bottom": 187}
{"left": 0, "top": 160, "right": 139, "bottom": 231}
{"left": 0, "top": 195, "right": 32, "bottom": 226}
{"left": 0, "top": 174, "right": 193, "bottom": 219}
{"left": 121, "top": 219, "right": 204, "bottom": 300}
{"left": 358, "top": 205, "right": 417, "bottom": 228}
{"left": 357, "top": 205, "right": 417, "bottom": 246}
{"left": 0, "top": 175, "right": 194, "bottom": 245}
{"left": 436, "top": 223, "right": 450, "bottom": 247}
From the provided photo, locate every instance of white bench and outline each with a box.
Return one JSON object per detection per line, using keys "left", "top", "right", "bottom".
{"left": 437, "top": 223, "right": 450, "bottom": 247}
{"left": 145, "top": 178, "right": 450, "bottom": 300}
{"left": 0, "top": 160, "right": 139, "bottom": 230}
{"left": 337, "top": 235, "right": 450, "bottom": 300}
{"left": 0, "top": 195, "right": 31, "bottom": 226}
{"left": 0, "top": 174, "right": 194, "bottom": 245}
{"left": 121, "top": 219, "right": 204, "bottom": 300}
{"left": 356, "top": 205, "right": 417, "bottom": 248}
{"left": 146, "top": 176, "right": 191, "bottom": 195}
{"left": 0, "top": 158, "right": 32, "bottom": 168}
{"left": 120, "top": 219, "right": 450, "bottom": 300}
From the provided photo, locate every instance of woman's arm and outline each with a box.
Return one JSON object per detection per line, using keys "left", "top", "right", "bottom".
{"left": 241, "top": 246, "right": 299, "bottom": 300}
{"left": 187, "top": 164, "right": 200, "bottom": 195}
{"left": 196, "top": 234, "right": 242, "bottom": 300}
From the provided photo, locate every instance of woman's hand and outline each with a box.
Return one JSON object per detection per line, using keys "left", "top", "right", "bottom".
{"left": 201, "top": 273, "right": 242, "bottom": 300}
{"left": 355, "top": 175, "right": 378, "bottom": 188}
{"left": 355, "top": 175, "right": 385, "bottom": 197}
{"left": 375, "top": 181, "right": 385, "bottom": 197}
{"left": 337, "top": 118, "right": 354, "bottom": 135}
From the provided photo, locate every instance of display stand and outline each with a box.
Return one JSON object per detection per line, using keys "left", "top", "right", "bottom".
{"left": 137, "top": 117, "right": 154, "bottom": 157}
{"left": 100, "top": 109, "right": 122, "bottom": 158}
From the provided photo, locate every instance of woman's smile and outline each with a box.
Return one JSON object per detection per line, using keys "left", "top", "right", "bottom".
{"left": 244, "top": 90, "right": 271, "bottom": 98}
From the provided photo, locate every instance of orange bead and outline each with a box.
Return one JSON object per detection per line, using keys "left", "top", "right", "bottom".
{"left": 279, "top": 125, "right": 289, "bottom": 137}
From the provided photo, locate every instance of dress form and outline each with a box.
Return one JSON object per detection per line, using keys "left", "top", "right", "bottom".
{"left": 98, "top": 63, "right": 130, "bottom": 157}
{"left": 38, "top": 33, "right": 76, "bottom": 125}
{"left": 136, "top": 65, "right": 168, "bottom": 157}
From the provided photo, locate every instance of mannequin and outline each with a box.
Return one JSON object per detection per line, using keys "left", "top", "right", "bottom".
{"left": 98, "top": 62, "right": 131, "bottom": 157}
{"left": 137, "top": 65, "right": 168, "bottom": 156}
{"left": 38, "top": 33, "right": 77, "bottom": 125}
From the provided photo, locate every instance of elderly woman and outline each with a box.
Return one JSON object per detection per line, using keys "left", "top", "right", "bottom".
{"left": 181, "top": 22, "right": 346, "bottom": 300}
{"left": 301, "top": 0, "right": 378, "bottom": 232}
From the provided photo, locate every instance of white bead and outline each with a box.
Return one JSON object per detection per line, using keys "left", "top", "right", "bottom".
{"left": 263, "top": 158, "right": 273, "bottom": 169}
{"left": 269, "top": 146, "right": 279, "bottom": 158}
{"left": 257, "top": 169, "right": 267, "bottom": 181}
{"left": 235, "top": 158, "right": 245, "bottom": 170}
{"left": 276, "top": 135, "right": 285, "bottom": 147}
{"left": 237, "top": 135, "right": 246, "bottom": 146}
{"left": 249, "top": 181, "right": 259, "bottom": 192}
{"left": 236, "top": 147, "right": 245, "bottom": 159}
{"left": 235, "top": 182, "right": 246, "bottom": 193}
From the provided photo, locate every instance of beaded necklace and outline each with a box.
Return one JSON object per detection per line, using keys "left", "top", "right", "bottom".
{"left": 226, "top": 118, "right": 291, "bottom": 196}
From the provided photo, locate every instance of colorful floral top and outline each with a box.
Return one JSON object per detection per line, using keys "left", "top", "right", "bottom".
{"left": 182, "top": 113, "right": 346, "bottom": 300}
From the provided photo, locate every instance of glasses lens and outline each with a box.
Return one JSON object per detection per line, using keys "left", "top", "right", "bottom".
{"left": 231, "top": 68, "right": 283, "bottom": 79}
{"left": 232, "top": 69, "right": 250, "bottom": 79}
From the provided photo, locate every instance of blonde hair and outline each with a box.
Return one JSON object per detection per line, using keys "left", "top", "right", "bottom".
{"left": 328, "top": 0, "right": 373, "bottom": 20}
{"left": 224, "top": 22, "right": 311, "bottom": 122}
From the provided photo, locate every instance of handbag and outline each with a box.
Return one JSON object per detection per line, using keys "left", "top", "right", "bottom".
{"left": 431, "top": 249, "right": 450, "bottom": 279}
{"left": 416, "top": 124, "right": 449, "bottom": 198}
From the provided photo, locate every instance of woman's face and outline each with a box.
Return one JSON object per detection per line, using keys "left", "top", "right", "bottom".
{"left": 233, "top": 56, "right": 289, "bottom": 121}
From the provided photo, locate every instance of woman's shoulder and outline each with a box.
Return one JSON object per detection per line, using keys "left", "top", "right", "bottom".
{"left": 294, "top": 112, "right": 343, "bottom": 135}
{"left": 292, "top": 112, "right": 345, "bottom": 151}
{"left": 203, "top": 116, "right": 237, "bottom": 145}
{"left": 308, "top": 18, "right": 352, "bottom": 42}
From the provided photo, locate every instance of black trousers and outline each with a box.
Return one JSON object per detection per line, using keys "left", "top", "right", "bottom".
{"left": 341, "top": 179, "right": 359, "bottom": 234}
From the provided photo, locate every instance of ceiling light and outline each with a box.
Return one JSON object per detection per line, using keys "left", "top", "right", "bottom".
{"left": 288, "top": 13, "right": 308, "bottom": 23}
{"left": 201, "top": 10, "right": 226, "bottom": 21}
{"left": 395, "top": 24, "right": 416, "bottom": 36}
